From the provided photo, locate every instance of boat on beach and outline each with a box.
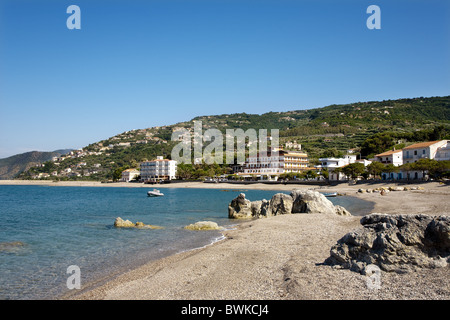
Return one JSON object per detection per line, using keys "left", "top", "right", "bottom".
{"left": 147, "top": 189, "right": 164, "bottom": 197}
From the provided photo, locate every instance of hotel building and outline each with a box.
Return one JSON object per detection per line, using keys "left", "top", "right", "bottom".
{"left": 240, "top": 148, "right": 310, "bottom": 179}
{"left": 140, "top": 156, "right": 177, "bottom": 181}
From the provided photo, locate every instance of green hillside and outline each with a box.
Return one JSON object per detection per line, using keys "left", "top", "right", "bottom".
{"left": 16, "top": 95, "right": 450, "bottom": 181}
{"left": 0, "top": 150, "right": 72, "bottom": 180}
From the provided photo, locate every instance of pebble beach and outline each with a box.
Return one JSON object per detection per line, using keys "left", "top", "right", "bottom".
{"left": 1, "top": 180, "right": 449, "bottom": 300}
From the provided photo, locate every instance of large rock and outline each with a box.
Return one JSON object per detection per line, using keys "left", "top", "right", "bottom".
{"left": 252, "top": 199, "right": 271, "bottom": 218}
{"left": 228, "top": 193, "right": 253, "bottom": 219}
{"left": 290, "top": 190, "right": 337, "bottom": 214}
{"left": 268, "top": 193, "right": 294, "bottom": 216}
{"left": 228, "top": 190, "right": 352, "bottom": 219}
{"left": 114, "top": 217, "right": 163, "bottom": 229}
{"left": 335, "top": 205, "right": 352, "bottom": 216}
{"left": 114, "top": 217, "right": 135, "bottom": 228}
{"left": 326, "top": 213, "right": 450, "bottom": 273}
{"left": 184, "top": 221, "right": 223, "bottom": 231}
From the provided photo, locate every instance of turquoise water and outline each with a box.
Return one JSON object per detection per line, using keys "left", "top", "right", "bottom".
{"left": 0, "top": 186, "right": 372, "bottom": 300}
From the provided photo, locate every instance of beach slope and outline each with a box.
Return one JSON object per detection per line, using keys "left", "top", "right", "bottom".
{"left": 65, "top": 182, "right": 449, "bottom": 300}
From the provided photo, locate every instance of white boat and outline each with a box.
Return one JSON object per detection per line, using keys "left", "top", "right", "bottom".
{"left": 324, "top": 192, "right": 338, "bottom": 197}
{"left": 147, "top": 189, "right": 164, "bottom": 197}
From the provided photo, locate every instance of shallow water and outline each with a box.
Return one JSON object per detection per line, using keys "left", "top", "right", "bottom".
{"left": 0, "top": 186, "right": 372, "bottom": 299}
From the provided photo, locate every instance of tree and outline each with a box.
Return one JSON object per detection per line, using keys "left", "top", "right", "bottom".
{"left": 341, "top": 163, "right": 366, "bottom": 180}
{"left": 176, "top": 163, "right": 194, "bottom": 180}
{"left": 411, "top": 158, "right": 436, "bottom": 180}
{"left": 384, "top": 164, "right": 400, "bottom": 179}
{"left": 320, "top": 148, "right": 344, "bottom": 158}
{"left": 400, "top": 162, "right": 413, "bottom": 180}
{"left": 360, "top": 132, "right": 396, "bottom": 157}
{"left": 321, "top": 168, "right": 329, "bottom": 180}
{"left": 429, "top": 160, "right": 450, "bottom": 178}
{"left": 305, "top": 170, "right": 318, "bottom": 179}
{"left": 112, "top": 165, "right": 129, "bottom": 182}
{"left": 366, "top": 161, "right": 386, "bottom": 179}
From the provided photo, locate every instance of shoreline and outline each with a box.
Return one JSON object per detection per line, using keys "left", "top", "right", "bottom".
{"left": 57, "top": 180, "right": 450, "bottom": 300}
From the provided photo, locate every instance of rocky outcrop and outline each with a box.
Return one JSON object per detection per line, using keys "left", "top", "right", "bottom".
{"left": 291, "top": 190, "right": 338, "bottom": 215}
{"left": 326, "top": 213, "right": 450, "bottom": 273}
{"left": 269, "top": 193, "right": 294, "bottom": 216}
{"left": 114, "top": 217, "right": 163, "bottom": 229}
{"left": 184, "top": 221, "right": 223, "bottom": 231}
{"left": 334, "top": 205, "right": 352, "bottom": 216}
{"left": 228, "top": 193, "right": 253, "bottom": 219}
{"left": 228, "top": 190, "right": 352, "bottom": 219}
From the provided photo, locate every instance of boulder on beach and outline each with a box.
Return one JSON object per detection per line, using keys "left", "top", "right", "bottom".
{"left": 269, "top": 193, "right": 294, "bottom": 216}
{"left": 114, "top": 217, "right": 163, "bottom": 229}
{"left": 326, "top": 213, "right": 450, "bottom": 273}
{"left": 290, "top": 190, "right": 337, "bottom": 215}
{"left": 228, "top": 193, "right": 253, "bottom": 219}
{"left": 228, "top": 190, "right": 352, "bottom": 219}
{"left": 249, "top": 200, "right": 268, "bottom": 217}
{"left": 334, "top": 205, "right": 352, "bottom": 216}
{"left": 184, "top": 221, "right": 223, "bottom": 231}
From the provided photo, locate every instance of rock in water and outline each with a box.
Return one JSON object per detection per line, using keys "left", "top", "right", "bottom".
{"left": 184, "top": 221, "right": 222, "bottom": 231}
{"left": 114, "top": 217, "right": 163, "bottom": 229}
{"left": 326, "top": 213, "right": 450, "bottom": 273}
{"left": 228, "top": 193, "right": 253, "bottom": 219}
{"left": 114, "top": 217, "right": 135, "bottom": 228}
{"left": 290, "top": 190, "right": 337, "bottom": 214}
{"left": 0, "top": 241, "right": 26, "bottom": 253}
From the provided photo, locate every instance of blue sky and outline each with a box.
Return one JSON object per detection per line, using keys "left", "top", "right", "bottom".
{"left": 0, "top": 0, "right": 449, "bottom": 158}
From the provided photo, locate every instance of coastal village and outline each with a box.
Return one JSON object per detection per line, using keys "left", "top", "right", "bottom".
{"left": 26, "top": 136, "right": 450, "bottom": 183}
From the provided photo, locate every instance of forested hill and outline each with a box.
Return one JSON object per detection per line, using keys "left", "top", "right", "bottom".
{"left": 15, "top": 95, "right": 450, "bottom": 181}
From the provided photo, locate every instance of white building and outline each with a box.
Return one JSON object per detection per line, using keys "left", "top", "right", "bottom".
{"left": 379, "top": 140, "right": 449, "bottom": 180}
{"left": 239, "top": 148, "right": 309, "bottom": 180}
{"left": 374, "top": 149, "right": 403, "bottom": 166}
{"left": 140, "top": 156, "right": 177, "bottom": 181}
{"left": 434, "top": 141, "right": 450, "bottom": 161}
{"left": 402, "top": 140, "right": 448, "bottom": 164}
{"left": 316, "top": 155, "right": 357, "bottom": 181}
{"left": 120, "top": 169, "right": 140, "bottom": 182}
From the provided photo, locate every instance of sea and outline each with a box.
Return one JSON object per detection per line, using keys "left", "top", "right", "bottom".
{"left": 0, "top": 185, "right": 373, "bottom": 300}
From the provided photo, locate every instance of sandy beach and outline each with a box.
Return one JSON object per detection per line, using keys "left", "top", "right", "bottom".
{"left": 2, "top": 179, "right": 449, "bottom": 300}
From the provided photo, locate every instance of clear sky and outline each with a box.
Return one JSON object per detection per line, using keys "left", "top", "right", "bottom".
{"left": 0, "top": 0, "right": 449, "bottom": 158}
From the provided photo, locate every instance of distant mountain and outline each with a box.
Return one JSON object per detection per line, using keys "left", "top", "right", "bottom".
{"left": 0, "top": 149, "right": 73, "bottom": 180}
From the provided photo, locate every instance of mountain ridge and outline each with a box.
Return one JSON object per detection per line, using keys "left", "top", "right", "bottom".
{"left": 0, "top": 150, "right": 73, "bottom": 180}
